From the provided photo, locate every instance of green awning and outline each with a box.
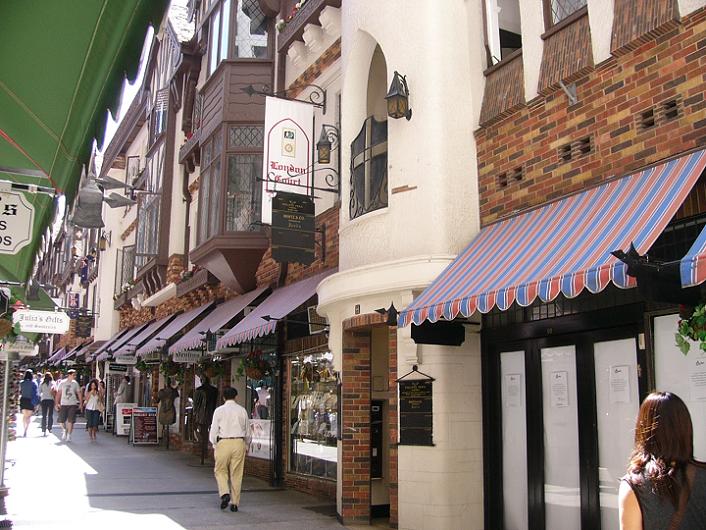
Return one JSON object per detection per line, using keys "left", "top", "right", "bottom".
{"left": 0, "top": 0, "right": 168, "bottom": 284}
{"left": 9, "top": 286, "right": 57, "bottom": 311}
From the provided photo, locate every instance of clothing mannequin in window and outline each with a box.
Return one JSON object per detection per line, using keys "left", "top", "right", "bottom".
{"left": 157, "top": 377, "right": 179, "bottom": 426}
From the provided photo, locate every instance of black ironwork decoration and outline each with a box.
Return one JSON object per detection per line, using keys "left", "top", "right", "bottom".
{"left": 397, "top": 365, "right": 434, "bottom": 446}
{"left": 241, "top": 83, "right": 327, "bottom": 114}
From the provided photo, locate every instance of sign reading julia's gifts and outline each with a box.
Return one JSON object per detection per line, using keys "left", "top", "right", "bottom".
{"left": 13, "top": 309, "right": 70, "bottom": 334}
{"left": 261, "top": 97, "right": 313, "bottom": 224}
{"left": 0, "top": 190, "right": 34, "bottom": 255}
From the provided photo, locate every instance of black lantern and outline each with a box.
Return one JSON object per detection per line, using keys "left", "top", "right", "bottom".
{"left": 385, "top": 71, "right": 412, "bottom": 121}
{"left": 317, "top": 126, "right": 332, "bottom": 164}
{"left": 98, "top": 232, "right": 109, "bottom": 252}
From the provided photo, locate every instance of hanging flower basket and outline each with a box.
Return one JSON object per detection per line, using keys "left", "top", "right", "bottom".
{"left": 675, "top": 303, "right": 706, "bottom": 354}
{"left": 237, "top": 349, "right": 272, "bottom": 379}
{"left": 196, "top": 357, "right": 225, "bottom": 379}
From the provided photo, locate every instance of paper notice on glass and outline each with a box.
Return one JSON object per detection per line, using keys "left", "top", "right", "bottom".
{"left": 550, "top": 370, "right": 569, "bottom": 408}
{"left": 609, "top": 365, "right": 631, "bottom": 404}
{"left": 504, "top": 373, "right": 522, "bottom": 408}
{"left": 689, "top": 357, "right": 706, "bottom": 401}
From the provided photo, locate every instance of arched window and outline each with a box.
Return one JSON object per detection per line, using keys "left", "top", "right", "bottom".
{"left": 350, "top": 46, "right": 388, "bottom": 220}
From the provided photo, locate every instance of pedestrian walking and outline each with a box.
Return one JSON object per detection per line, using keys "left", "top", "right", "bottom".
{"left": 56, "top": 369, "right": 83, "bottom": 442}
{"left": 39, "top": 372, "right": 57, "bottom": 436}
{"left": 19, "top": 370, "right": 39, "bottom": 437}
{"left": 619, "top": 391, "right": 706, "bottom": 529}
{"left": 83, "top": 379, "right": 103, "bottom": 441}
{"left": 209, "top": 387, "right": 249, "bottom": 512}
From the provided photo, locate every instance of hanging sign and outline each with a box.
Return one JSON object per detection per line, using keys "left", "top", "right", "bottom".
{"left": 0, "top": 190, "right": 35, "bottom": 255}
{"left": 173, "top": 350, "right": 203, "bottom": 364}
{"left": 261, "top": 97, "right": 313, "bottom": 224}
{"left": 75, "top": 315, "right": 93, "bottom": 338}
{"left": 67, "top": 292, "right": 80, "bottom": 309}
{"left": 271, "top": 192, "right": 315, "bottom": 265}
{"left": 12, "top": 309, "right": 70, "bottom": 334}
{"left": 399, "top": 379, "right": 434, "bottom": 446}
{"left": 114, "top": 354, "right": 137, "bottom": 365}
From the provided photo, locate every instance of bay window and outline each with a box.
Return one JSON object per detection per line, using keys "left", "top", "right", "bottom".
{"left": 198, "top": 125, "right": 263, "bottom": 244}
{"left": 207, "top": 0, "right": 270, "bottom": 76}
{"left": 135, "top": 143, "right": 164, "bottom": 270}
{"left": 350, "top": 116, "right": 388, "bottom": 220}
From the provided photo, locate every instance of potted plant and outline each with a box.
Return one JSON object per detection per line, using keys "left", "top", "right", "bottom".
{"left": 236, "top": 349, "right": 272, "bottom": 379}
{"left": 675, "top": 303, "right": 706, "bottom": 354}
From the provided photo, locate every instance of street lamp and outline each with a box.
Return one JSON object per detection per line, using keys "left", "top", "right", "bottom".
{"left": 316, "top": 124, "right": 339, "bottom": 164}
{"left": 385, "top": 71, "right": 412, "bottom": 121}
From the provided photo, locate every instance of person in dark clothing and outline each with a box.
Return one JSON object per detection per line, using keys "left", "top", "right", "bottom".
{"left": 19, "top": 370, "right": 38, "bottom": 437}
{"left": 619, "top": 391, "right": 706, "bottom": 529}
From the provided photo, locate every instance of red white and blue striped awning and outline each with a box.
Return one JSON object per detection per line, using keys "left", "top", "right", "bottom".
{"left": 399, "top": 150, "right": 706, "bottom": 327}
{"left": 681, "top": 220, "right": 706, "bottom": 288}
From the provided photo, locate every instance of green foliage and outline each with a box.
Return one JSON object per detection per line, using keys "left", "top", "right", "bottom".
{"left": 675, "top": 303, "right": 706, "bottom": 355}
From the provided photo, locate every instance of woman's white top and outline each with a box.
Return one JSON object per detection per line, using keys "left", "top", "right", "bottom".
{"left": 39, "top": 382, "right": 55, "bottom": 401}
{"left": 85, "top": 391, "right": 100, "bottom": 411}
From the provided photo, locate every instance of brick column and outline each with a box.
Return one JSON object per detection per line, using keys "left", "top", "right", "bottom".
{"left": 388, "top": 326, "right": 398, "bottom": 528}
{"left": 341, "top": 328, "right": 372, "bottom": 524}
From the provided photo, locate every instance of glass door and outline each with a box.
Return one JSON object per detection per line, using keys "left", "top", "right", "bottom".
{"left": 501, "top": 350, "right": 528, "bottom": 530}
{"left": 593, "top": 338, "right": 640, "bottom": 530}
{"left": 541, "top": 345, "right": 581, "bottom": 529}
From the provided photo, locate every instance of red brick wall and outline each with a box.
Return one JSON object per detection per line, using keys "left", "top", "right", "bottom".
{"left": 476, "top": 9, "right": 706, "bottom": 225}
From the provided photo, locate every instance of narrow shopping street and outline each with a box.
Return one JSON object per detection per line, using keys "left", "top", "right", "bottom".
{"left": 4, "top": 416, "right": 344, "bottom": 530}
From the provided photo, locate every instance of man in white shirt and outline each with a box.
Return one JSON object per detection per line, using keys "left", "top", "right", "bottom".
{"left": 209, "top": 387, "right": 249, "bottom": 512}
{"left": 55, "top": 369, "right": 83, "bottom": 442}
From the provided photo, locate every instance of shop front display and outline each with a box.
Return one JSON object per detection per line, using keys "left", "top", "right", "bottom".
{"left": 242, "top": 346, "right": 276, "bottom": 461}
{"left": 288, "top": 350, "right": 338, "bottom": 480}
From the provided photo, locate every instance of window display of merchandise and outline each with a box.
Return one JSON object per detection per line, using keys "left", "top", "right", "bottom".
{"left": 289, "top": 351, "right": 338, "bottom": 480}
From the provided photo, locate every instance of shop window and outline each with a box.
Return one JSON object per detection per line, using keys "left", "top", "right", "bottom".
{"left": 289, "top": 351, "right": 338, "bottom": 480}
{"left": 350, "top": 116, "right": 388, "bottom": 220}
{"left": 485, "top": 0, "right": 522, "bottom": 66}
{"left": 544, "top": 0, "right": 587, "bottom": 27}
{"left": 244, "top": 347, "right": 276, "bottom": 461}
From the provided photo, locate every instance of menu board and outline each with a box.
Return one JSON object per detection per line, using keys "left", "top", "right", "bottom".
{"left": 399, "top": 380, "right": 434, "bottom": 446}
{"left": 130, "top": 407, "right": 158, "bottom": 445}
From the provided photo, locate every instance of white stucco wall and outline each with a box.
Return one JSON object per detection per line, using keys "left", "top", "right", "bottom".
{"left": 169, "top": 106, "right": 187, "bottom": 257}
{"left": 679, "top": 0, "right": 706, "bottom": 16}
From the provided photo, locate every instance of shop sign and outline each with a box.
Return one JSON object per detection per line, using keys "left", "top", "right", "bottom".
{"left": 130, "top": 407, "right": 158, "bottom": 445}
{"left": 271, "top": 192, "right": 315, "bottom": 265}
{"left": 142, "top": 351, "right": 161, "bottom": 363}
{"left": 113, "top": 354, "right": 137, "bottom": 365}
{"left": 261, "top": 97, "right": 313, "bottom": 224}
{"left": 173, "top": 350, "right": 203, "bottom": 364}
{"left": 0, "top": 190, "right": 35, "bottom": 255}
{"left": 399, "top": 379, "right": 434, "bottom": 446}
{"left": 75, "top": 315, "right": 93, "bottom": 338}
{"left": 5, "top": 336, "right": 35, "bottom": 356}
{"left": 108, "top": 363, "right": 128, "bottom": 373}
{"left": 12, "top": 309, "right": 70, "bottom": 334}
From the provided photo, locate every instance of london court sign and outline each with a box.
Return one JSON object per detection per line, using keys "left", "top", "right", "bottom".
{"left": 0, "top": 190, "right": 34, "bottom": 254}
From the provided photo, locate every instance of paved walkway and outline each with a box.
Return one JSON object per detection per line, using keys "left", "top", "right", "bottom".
{"left": 4, "top": 415, "right": 345, "bottom": 529}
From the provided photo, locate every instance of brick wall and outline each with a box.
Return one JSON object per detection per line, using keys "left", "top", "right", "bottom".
{"left": 341, "top": 327, "right": 372, "bottom": 524}
{"left": 476, "top": 8, "right": 706, "bottom": 225}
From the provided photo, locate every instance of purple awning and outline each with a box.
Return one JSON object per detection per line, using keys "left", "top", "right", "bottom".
{"left": 91, "top": 327, "right": 132, "bottom": 362}
{"left": 47, "top": 347, "right": 65, "bottom": 364}
{"left": 217, "top": 269, "right": 335, "bottom": 349}
{"left": 96, "top": 322, "right": 152, "bottom": 362}
{"left": 137, "top": 302, "right": 215, "bottom": 356}
{"left": 112, "top": 315, "right": 177, "bottom": 358}
{"left": 169, "top": 287, "right": 269, "bottom": 355}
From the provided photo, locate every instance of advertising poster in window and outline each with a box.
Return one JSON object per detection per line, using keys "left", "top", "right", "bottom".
{"left": 248, "top": 419, "right": 272, "bottom": 459}
{"left": 261, "top": 97, "right": 313, "bottom": 224}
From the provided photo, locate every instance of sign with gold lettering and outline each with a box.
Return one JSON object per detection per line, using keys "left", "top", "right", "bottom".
{"left": 271, "top": 192, "right": 315, "bottom": 265}
{"left": 0, "top": 190, "right": 35, "bottom": 254}
{"left": 399, "top": 379, "right": 434, "bottom": 446}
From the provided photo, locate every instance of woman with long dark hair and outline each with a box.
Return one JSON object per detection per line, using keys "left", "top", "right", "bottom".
{"left": 19, "top": 370, "right": 38, "bottom": 437}
{"left": 619, "top": 391, "right": 706, "bottom": 529}
{"left": 83, "top": 379, "right": 103, "bottom": 441}
{"left": 39, "top": 372, "right": 56, "bottom": 436}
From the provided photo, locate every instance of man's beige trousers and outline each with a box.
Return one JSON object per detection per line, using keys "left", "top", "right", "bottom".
{"left": 214, "top": 438, "right": 247, "bottom": 506}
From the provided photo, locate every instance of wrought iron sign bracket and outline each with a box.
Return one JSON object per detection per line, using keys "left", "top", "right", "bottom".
{"left": 396, "top": 364, "right": 436, "bottom": 383}
{"left": 241, "top": 83, "right": 327, "bottom": 114}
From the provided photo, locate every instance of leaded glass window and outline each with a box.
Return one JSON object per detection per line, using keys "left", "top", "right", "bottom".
{"left": 226, "top": 154, "right": 262, "bottom": 231}
{"left": 350, "top": 116, "right": 388, "bottom": 220}
{"left": 135, "top": 144, "right": 164, "bottom": 270}
{"left": 235, "top": 0, "right": 269, "bottom": 58}
{"left": 546, "top": 0, "right": 587, "bottom": 25}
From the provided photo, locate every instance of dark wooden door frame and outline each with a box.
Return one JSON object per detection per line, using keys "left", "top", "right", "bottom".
{"left": 483, "top": 313, "right": 644, "bottom": 529}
